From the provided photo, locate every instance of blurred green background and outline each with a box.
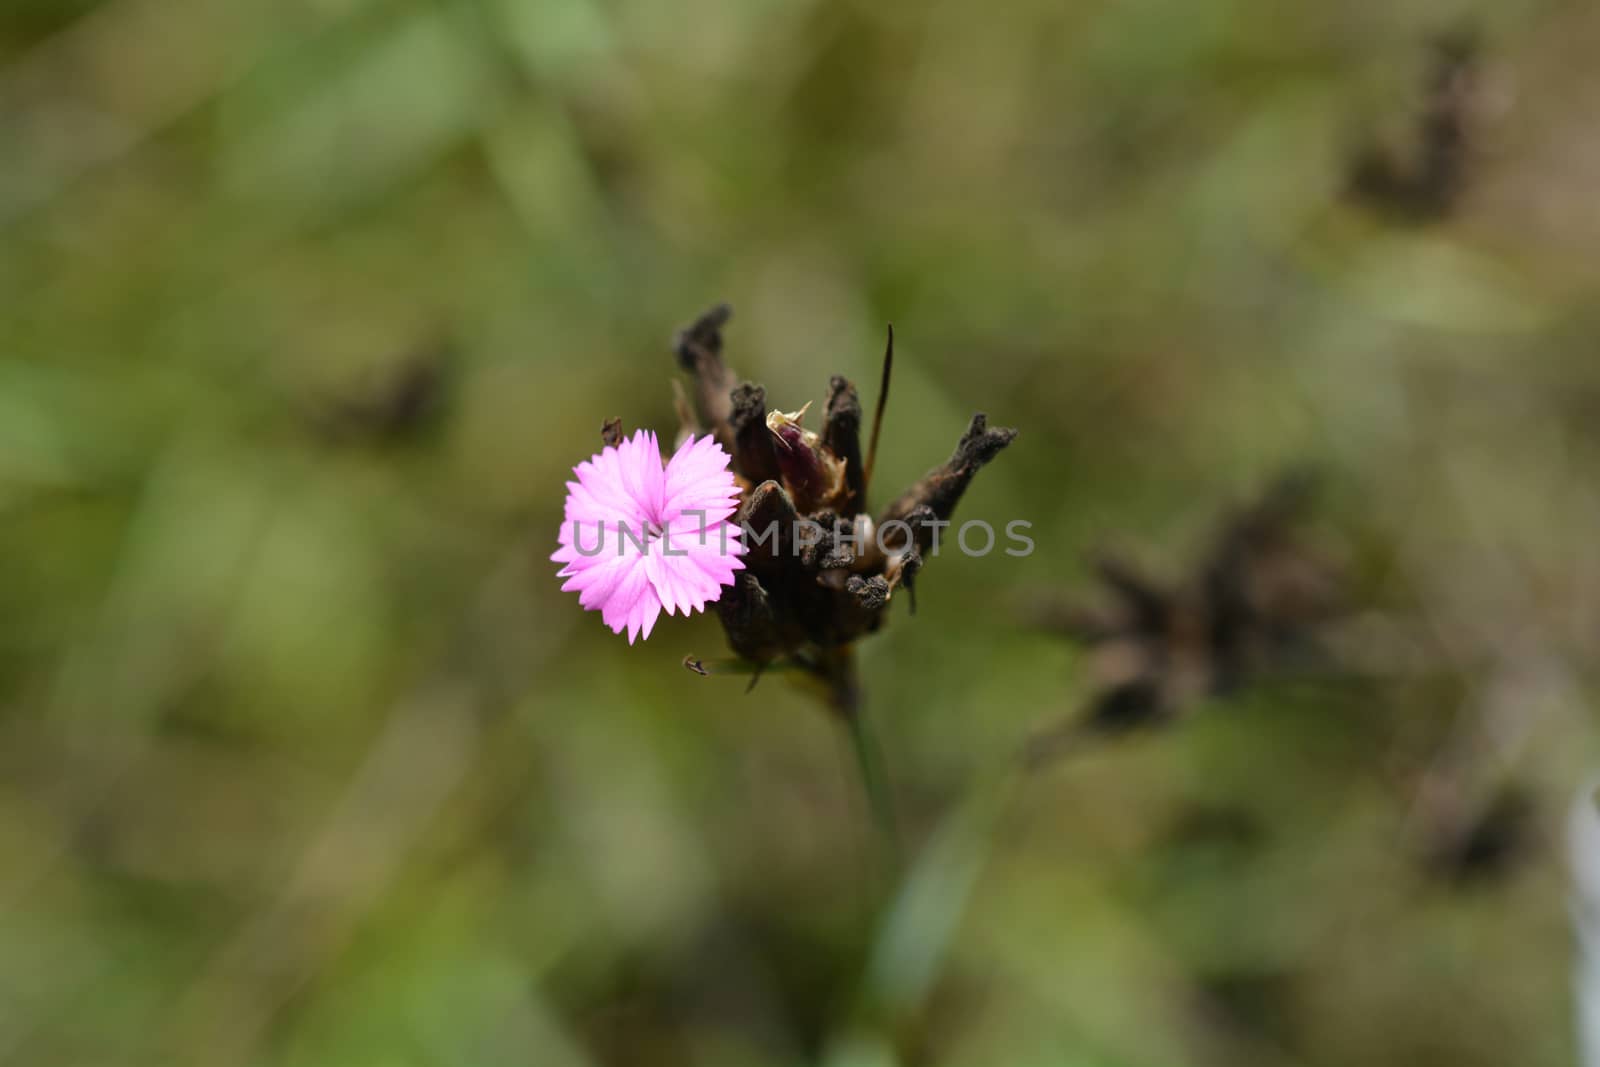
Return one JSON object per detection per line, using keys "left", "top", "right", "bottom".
{"left": 3, "top": 0, "right": 1599, "bottom": 1064}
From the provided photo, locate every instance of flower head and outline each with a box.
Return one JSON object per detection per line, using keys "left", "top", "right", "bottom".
{"left": 662, "top": 306, "right": 1019, "bottom": 711}
{"left": 553, "top": 429, "right": 745, "bottom": 643}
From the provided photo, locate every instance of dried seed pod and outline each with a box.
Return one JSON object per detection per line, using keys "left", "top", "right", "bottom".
{"left": 671, "top": 305, "right": 1017, "bottom": 714}
{"left": 767, "top": 403, "right": 848, "bottom": 513}
{"left": 729, "top": 383, "right": 781, "bottom": 485}
{"left": 822, "top": 375, "right": 866, "bottom": 509}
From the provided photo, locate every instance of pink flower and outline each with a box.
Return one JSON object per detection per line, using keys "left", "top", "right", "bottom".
{"left": 553, "top": 430, "right": 745, "bottom": 643}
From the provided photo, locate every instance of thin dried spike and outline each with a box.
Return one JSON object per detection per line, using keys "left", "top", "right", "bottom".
{"left": 600, "top": 416, "right": 624, "bottom": 448}
{"left": 673, "top": 304, "right": 737, "bottom": 447}
{"left": 879, "top": 412, "right": 1018, "bottom": 530}
{"left": 822, "top": 375, "right": 865, "bottom": 508}
{"left": 864, "top": 324, "right": 893, "bottom": 492}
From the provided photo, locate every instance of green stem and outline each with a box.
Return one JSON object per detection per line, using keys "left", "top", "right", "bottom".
{"left": 845, "top": 707, "right": 901, "bottom": 868}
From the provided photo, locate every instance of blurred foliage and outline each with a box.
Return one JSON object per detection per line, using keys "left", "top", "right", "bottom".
{"left": 2, "top": 0, "right": 1599, "bottom": 1064}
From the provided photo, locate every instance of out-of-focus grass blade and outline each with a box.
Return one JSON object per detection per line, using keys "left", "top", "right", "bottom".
{"left": 1311, "top": 230, "right": 1555, "bottom": 334}
{"left": 823, "top": 775, "right": 1015, "bottom": 1066}
{"left": 1571, "top": 777, "right": 1600, "bottom": 1067}
{"left": 0, "top": 0, "right": 378, "bottom": 224}
{"left": 217, "top": 9, "right": 495, "bottom": 224}
{"left": 862, "top": 784, "right": 1007, "bottom": 1017}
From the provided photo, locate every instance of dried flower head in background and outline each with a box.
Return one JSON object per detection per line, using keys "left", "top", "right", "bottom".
{"left": 308, "top": 340, "right": 455, "bottom": 445}
{"left": 553, "top": 429, "right": 745, "bottom": 643}
{"left": 1348, "top": 29, "right": 1482, "bottom": 223}
{"left": 1028, "top": 473, "right": 1346, "bottom": 760}
{"left": 672, "top": 304, "right": 1017, "bottom": 715}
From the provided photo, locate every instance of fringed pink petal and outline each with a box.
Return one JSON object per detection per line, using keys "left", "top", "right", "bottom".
{"left": 556, "top": 428, "right": 744, "bottom": 642}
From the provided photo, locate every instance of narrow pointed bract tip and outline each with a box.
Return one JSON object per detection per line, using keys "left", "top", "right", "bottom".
{"left": 865, "top": 322, "right": 894, "bottom": 491}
